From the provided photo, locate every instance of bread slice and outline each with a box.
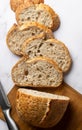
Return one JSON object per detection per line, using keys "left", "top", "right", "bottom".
{"left": 22, "top": 34, "right": 72, "bottom": 72}
{"left": 10, "top": 0, "right": 44, "bottom": 12}
{"left": 16, "top": 88, "right": 69, "bottom": 128}
{"left": 6, "top": 22, "right": 54, "bottom": 55}
{"left": 16, "top": 3, "right": 60, "bottom": 31}
{"left": 11, "top": 57, "right": 63, "bottom": 87}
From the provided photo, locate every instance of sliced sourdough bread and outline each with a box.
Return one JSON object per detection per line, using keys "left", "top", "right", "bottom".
{"left": 6, "top": 22, "right": 54, "bottom": 56}
{"left": 22, "top": 34, "right": 72, "bottom": 72}
{"left": 16, "top": 88, "right": 69, "bottom": 128}
{"left": 10, "top": 0, "right": 44, "bottom": 12}
{"left": 11, "top": 57, "right": 63, "bottom": 87}
{"left": 16, "top": 3, "right": 60, "bottom": 31}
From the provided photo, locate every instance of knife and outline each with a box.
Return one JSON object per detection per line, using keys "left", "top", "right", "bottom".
{"left": 0, "top": 81, "right": 18, "bottom": 130}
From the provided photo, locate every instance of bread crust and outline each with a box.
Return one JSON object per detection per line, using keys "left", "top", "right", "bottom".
{"left": 10, "top": 0, "right": 44, "bottom": 12}
{"left": 11, "top": 56, "right": 63, "bottom": 87}
{"left": 6, "top": 22, "right": 54, "bottom": 55}
{"left": 15, "top": 3, "right": 60, "bottom": 31}
{"left": 6, "top": 24, "right": 20, "bottom": 55}
{"left": 16, "top": 88, "right": 69, "bottom": 128}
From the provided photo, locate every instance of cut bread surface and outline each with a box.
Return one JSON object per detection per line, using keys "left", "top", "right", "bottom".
{"left": 18, "top": 88, "right": 69, "bottom": 100}
{"left": 22, "top": 34, "right": 72, "bottom": 72}
{"left": 6, "top": 22, "right": 54, "bottom": 55}
{"left": 16, "top": 3, "right": 60, "bottom": 31}
{"left": 12, "top": 57, "right": 63, "bottom": 87}
{"left": 16, "top": 88, "right": 69, "bottom": 128}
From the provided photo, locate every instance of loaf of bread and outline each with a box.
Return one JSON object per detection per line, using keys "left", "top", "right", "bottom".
{"left": 12, "top": 57, "right": 63, "bottom": 87}
{"left": 10, "top": 0, "right": 44, "bottom": 12}
{"left": 6, "top": 22, "right": 54, "bottom": 55}
{"left": 7, "top": 1, "right": 71, "bottom": 129}
{"left": 22, "top": 33, "right": 72, "bottom": 72}
{"left": 16, "top": 3, "right": 60, "bottom": 31}
{"left": 16, "top": 88, "right": 69, "bottom": 128}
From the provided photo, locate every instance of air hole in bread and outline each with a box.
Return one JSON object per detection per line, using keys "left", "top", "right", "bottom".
{"left": 36, "top": 17, "right": 38, "bottom": 20}
{"left": 24, "top": 70, "right": 28, "bottom": 75}
{"left": 36, "top": 68, "right": 40, "bottom": 71}
{"left": 46, "top": 75, "right": 50, "bottom": 78}
{"left": 34, "top": 46, "right": 37, "bottom": 49}
{"left": 32, "top": 32, "right": 35, "bottom": 36}
{"left": 50, "top": 80, "right": 53, "bottom": 84}
{"left": 12, "top": 41, "right": 15, "bottom": 44}
{"left": 38, "top": 11, "right": 41, "bottom": 15}
{"left": 27, "top": 17, "right": 30, "bottom": 20}
{"left": 38, "top": 42, "right": 44, "bottom": 48}
{"left": 40, "top": 54, "right": 43, "bottom": 56}
{"left": 37, "top": 50, "right": 40, "bottom": 53}
{"left": 28, "top": 51, "right": 32, "bottom": 54}
{"left": 50, "top": 43, "right": 54, "bottom": 46}
{"left": 34, "top": 53, "right": 36, "bottom": 56}
{"left": 38, "top": 74, "right": 42, "bottom": 78}
{"left": 21, "top": 18, "right": 24, "bottom": 21}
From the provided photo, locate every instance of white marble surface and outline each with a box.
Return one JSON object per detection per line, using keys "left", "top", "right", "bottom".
{"left": 0, "top": 0, "right": 82, "bottom": 129}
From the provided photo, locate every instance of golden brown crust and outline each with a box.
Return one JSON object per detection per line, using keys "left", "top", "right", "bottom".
{"left": 6, "top": 23, "right": 23, "bottom": 56}
{"left": 11, "top": 56, "right": 63, "bottom": 87}
{"left": 10, "top": 0, "right": 44, "bottom": 12}
{"left": 15, "top": 3, "right": 60, "bottom": 31}
{"left": 6, "top": 24, "right": 20, "bottom": 55}
{"left": 39, "top": 99, "right": 69, "bottom": 127}
{"left": 10, "top": 0, "right": 24, "bottom": 12}
{"left": 53, "top": 14, "right": 60, "bottom": 31}
{"left": 6, "top": 24, "right": 18, "bottom": 41}
{"left": 16, "top": 88, "right": 69, "bottom": 128}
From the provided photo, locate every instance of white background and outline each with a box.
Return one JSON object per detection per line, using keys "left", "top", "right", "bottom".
{"left": 0, "top": 0, "right": 82, "bottom": 129}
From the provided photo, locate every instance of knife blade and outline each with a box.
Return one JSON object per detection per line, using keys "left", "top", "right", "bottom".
{"left": 0, "top": 82, "right": 10, "bottom": 110}
{"left": 0, "top": 81, "right": 18, "bottom": 130}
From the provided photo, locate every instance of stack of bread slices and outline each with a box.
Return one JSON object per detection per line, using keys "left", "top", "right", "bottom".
{"left": 6, "top": 0, "right": 72, "bottom": 128}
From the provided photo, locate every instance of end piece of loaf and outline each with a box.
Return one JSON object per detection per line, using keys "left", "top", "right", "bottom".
{"left": 16, "top": 88, "right": 69, "bottom": 128}
{"left": 10, "top": 0, "right": 44, "bottom": 12}
{"left": 6, "top": 22, "right": 54, "bottom": 55}
{"left": 12, "top": 57, "right": 63, "bottom": 87}
{"left": 22, "top": 34, "right": 72, "bottom": 72}
{"left": 16, "top": 3, "right": 60, "bottom": 31}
